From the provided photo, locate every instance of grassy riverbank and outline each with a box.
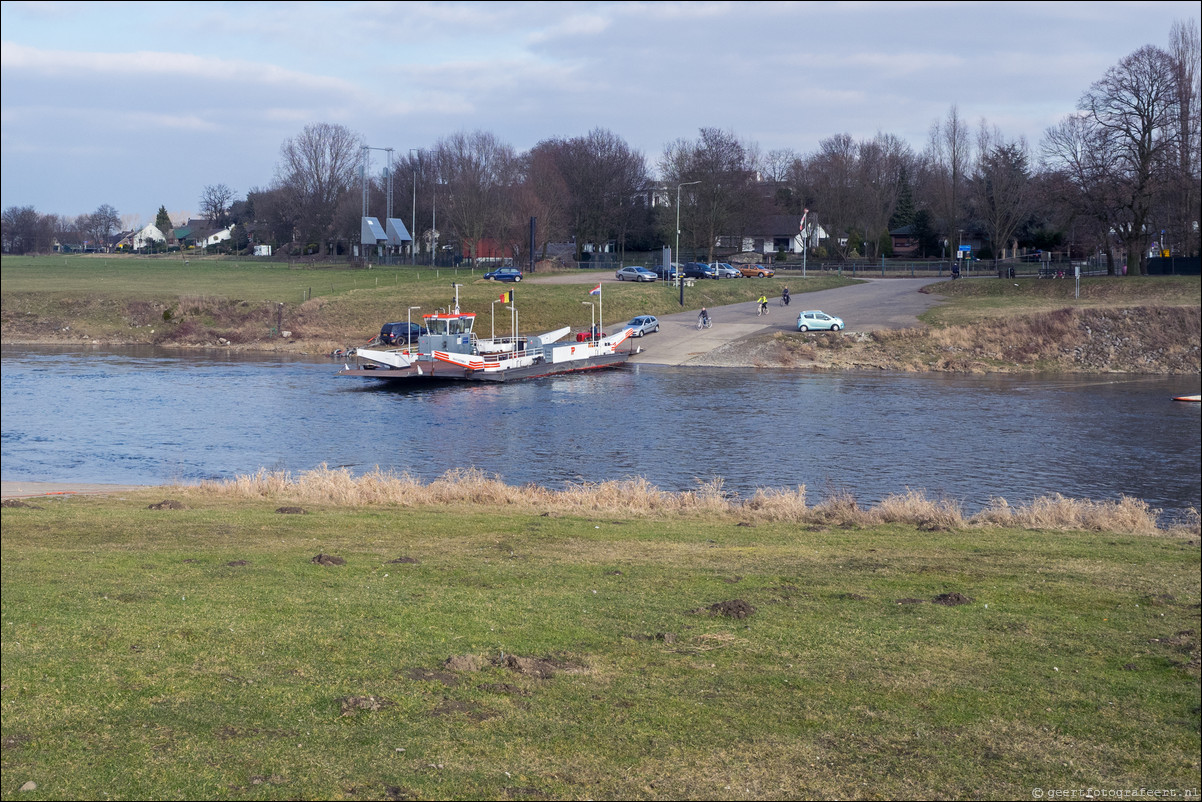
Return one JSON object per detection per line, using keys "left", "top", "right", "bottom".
{"left": 0, "top": 254, "right": 853, "bottom": 351}
{"left": 2, "top": 472, "right": 1199, "bottom": 800}
{"left": 698, "top": 276, "right": 1201, "bottom": 374}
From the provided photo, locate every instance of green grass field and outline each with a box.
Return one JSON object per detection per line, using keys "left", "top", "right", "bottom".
{"left": 0, "top": 255, "right": 857, "bottom": 346}
{"left": 920, "top": 275, "right": 1201, "bottom": 327}
{"left": 2, "top": 484, "right": 1198, "bottom": 800}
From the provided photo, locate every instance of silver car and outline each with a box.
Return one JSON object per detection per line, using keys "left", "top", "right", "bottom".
{"left": 624, "top": 315, "right": 660, "bottom": 336}
{"left": 711, "top": 262, "right": 742, "bottom": 279}
{"left": 616, "top": 266, "right": 657, "bottom": 282}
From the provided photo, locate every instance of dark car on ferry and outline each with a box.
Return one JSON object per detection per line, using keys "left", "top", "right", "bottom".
{"left": 484, "top": 267, "right": 523, "bottom": 282}
{"left": 379, "top": 321, "right": 426, "bottom": 345}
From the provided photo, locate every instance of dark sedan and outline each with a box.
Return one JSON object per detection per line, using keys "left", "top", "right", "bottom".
{"left": 681, "top": 262, "right": 718, "bottom": 279}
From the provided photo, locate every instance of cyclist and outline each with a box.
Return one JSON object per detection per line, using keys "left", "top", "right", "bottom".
{"left": 757, "top": 295, "right": 769, "bottom": 316}
{"left": 781, "top": 287, "right": 790, "bottom": 306}
{"left": 698, "top": 307, "right": 711, "bottom": 329}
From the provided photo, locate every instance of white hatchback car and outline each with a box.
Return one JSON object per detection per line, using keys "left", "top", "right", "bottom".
{"left": 796, "top": 310, "right": 844, "bottom": 331}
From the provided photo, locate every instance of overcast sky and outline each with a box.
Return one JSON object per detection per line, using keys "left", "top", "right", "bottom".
{"left": 1, "top": 0, "right": 1196, "bottom": 226}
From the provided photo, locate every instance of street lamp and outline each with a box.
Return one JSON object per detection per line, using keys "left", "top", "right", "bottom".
{"left": 581, "top": 301, "right": 595, "bottom": 342}
{"left": 410, "top": 149, "right": 418, "bottom": 265}
{"left": 675, "top": 181, "right": 701, "bottom": 306}
{"left": 407, "top": 306, "right": 420, "bottom": 349}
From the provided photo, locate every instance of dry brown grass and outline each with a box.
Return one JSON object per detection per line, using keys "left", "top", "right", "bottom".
{"left": 185, "top": 466, "right": 1195, "bottom": 535}
{"left": 871, "top": 489, "right": 966, "bottom": 530}
{"left": 972, "top": 493, "right": 1168, "bottom": 534}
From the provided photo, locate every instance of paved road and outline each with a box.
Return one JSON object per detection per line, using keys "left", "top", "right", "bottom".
{"left": 625, "top": 277, "right": 946, "bottom": 366}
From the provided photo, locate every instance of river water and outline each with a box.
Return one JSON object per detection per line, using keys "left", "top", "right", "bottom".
{"left": 2, "top": 345, "right": 1199, "bottom": 519}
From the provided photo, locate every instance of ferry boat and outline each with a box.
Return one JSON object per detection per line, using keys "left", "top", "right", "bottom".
{"left": 338, "top": 291, "right": 636, "bottom": 383}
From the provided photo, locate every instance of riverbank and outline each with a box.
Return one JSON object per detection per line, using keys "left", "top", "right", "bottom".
{"left": 4, "top": 256, "right": 1198, "bottom": 373}
{"left": 2, "top": 481, "right": 1198, "bottom": 799}
{"left": 693, "top": 305, "right": 1202, "bottom": 374}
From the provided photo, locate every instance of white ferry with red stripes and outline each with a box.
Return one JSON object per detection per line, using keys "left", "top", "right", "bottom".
{"left": 339, "top": 310, "right": 636, "bottom": 383}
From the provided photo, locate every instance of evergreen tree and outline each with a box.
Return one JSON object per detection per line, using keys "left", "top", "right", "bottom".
{"left": 888, "top": 167, "right": 916, "bottom": 230}
{"left": 154, "top": 205, "right": 172, "bottom": 233}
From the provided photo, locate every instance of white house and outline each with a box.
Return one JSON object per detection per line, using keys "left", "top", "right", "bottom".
{"left": 132, "top": 223, "right": 166, "bottom": 251}
{"left": 201, "top": 224, "right": 234, "bottom": 249}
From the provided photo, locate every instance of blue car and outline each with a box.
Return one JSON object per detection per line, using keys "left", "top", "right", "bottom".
{"left": 484, "top": 268, "right": 523, "bottom": 282}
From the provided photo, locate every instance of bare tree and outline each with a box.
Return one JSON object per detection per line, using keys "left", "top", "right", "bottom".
{"left": 659, "top": 128, "right": 761, "bottom": 263}
{"left": 1168, "top": 18, "right": 1201, "bottom": 256}
{"left": 1042, "top": 113, "right": 1122, "bottom": 273}
{"left": 80, "top": 204, "right": 120, "bottom": 251}
{"left": 275, "top": 122, "right": 364, "bottom": 251}
{"left": 925, "top": 105, "right": 973, "bottom": 253}
{"left": 971, "top": 130, "right": 1033, "bottom": 271}
{"left": 1082, "top": 45, "right": 1178, "bottom": 275}
{"left": 514, "top": 141, "right": 572, "bottom": 262}
{"left": 2, "top": 205, "right": 54, "bottom": 254}
{"left": 541, "top": 129, "right": 648, "bottom": 262}
{"left": 199, "top": 183, "right": 236, "bottom": 227}
{"left": 433, "top": 130, "right": 517, "bottom": 265}
{"left": 801, "top": 133, "right": 861, "bottom": 259}
{"left": 858, "top": 133, "right": 916, "bottom": 259}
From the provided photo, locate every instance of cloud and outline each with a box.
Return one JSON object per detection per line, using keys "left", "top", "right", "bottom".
{"left": 0, "top": 41, "right": 358, "bottom": 96}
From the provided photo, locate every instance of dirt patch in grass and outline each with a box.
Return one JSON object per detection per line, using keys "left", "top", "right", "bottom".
{"left": 387, "top": 556, "right": 420, "bottom": 564}
{"left": 311, "top": 553, "right": 345, "bottom": 566}
{"left": 147, "top": 499, "right": 187, "bottom": 510}
{"left": 275, "top": 506, "right": 306, "bottom": 514}
{"left": 1, "top": 499, "right": 40, "bottom": 509}
{"left": 704, "top": 599, "right": 757, "bottom": 619}
{"left": 405, "top": 667, "right": 460, "bottom": 686}
{"left": 477, "top": 682, "right": 531, "bottom": 696}
{"left": 494, "top": 655, "right": 561, "bottom": 679}
{"left": 933, "top": 592, "right": 974, "bottom": 606}
{"left": 338, "top": 695, "right": 394, "bottom": 716}
{"left": 225, "top": 560, "right": 249, "bottom": 567}
{"left": 443, "top": 654, "right": 485, "bottom": 672}
{"left": 431, "top": 699, "right": 494, "bottom": 721}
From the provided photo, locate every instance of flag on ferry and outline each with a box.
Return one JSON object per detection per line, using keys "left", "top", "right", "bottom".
{"left": 589, "top": 284, "right": 601, "bottom": 296}
{"left": 499, "top": 291, "right": 511, "bottom": 303}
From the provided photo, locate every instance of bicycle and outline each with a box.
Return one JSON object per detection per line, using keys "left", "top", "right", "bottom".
{"left": 697, "top": 316, "right": 712, "bottom": 330}
{"left": 779, "top": 294, "right": 790, "bottom": 307}
{"left": 757, "top": 301, "right": 769, "bottom": 317}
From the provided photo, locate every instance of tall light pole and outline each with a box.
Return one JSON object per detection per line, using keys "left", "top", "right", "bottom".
{"left": 410, "top": 149, "right": 418, "bottom": 265}
{"left": 407, "top": 306, "right": 420, "bottom": 348}
{"left": 675, "top": 181, "right": 700, "bottom": 306}
{"left": 581, "top": 301, "right": 595, "bottom": 342}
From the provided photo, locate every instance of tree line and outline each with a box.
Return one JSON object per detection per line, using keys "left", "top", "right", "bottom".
{"left": 3, "top": 22, "right": 1197, "bottom": 276}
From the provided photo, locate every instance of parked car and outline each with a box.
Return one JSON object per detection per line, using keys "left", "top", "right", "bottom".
{"left": 623, "top": 315, "right": 660, "bottom": 337}
{"left": 711, "top": 263, "right": 742, "bottom": 279}
{"left": 615, "top": 266, "right": 658, "bottom": 282}
{"left": 796, "top": 310, "right": 844, "bottom": 332}
{"left": 651, "top": 264, "right": 681, "bottom": 280}
{"left": 484, "top": 267, "right": 523, "bottom": 282}
{"left": 681, "top": 262, "right": 718, "bottom": 279}
{"left": 739, "top": 264, "right": 776, "bottom": 277}
{"left": 378, "top": 321, "right": 426, "bottom": 345}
